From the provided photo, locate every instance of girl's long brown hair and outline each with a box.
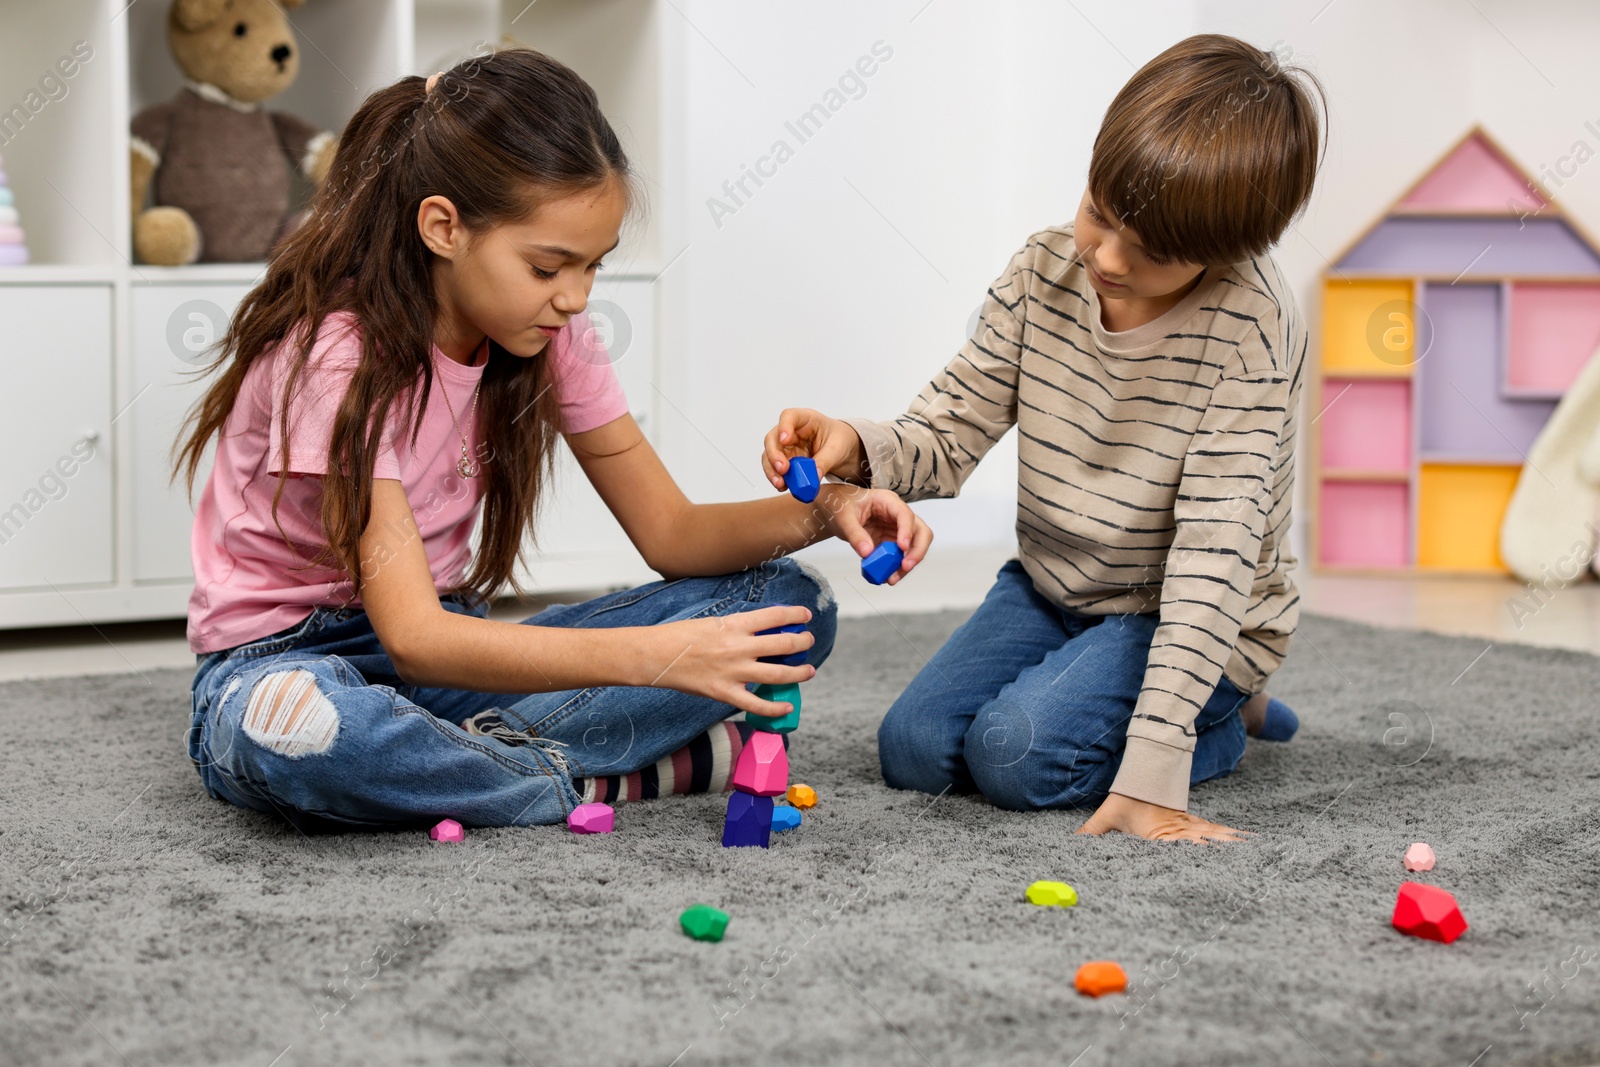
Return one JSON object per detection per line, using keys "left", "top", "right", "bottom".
{"left": 172, "top": 47, "right": 635, "bottom": 612}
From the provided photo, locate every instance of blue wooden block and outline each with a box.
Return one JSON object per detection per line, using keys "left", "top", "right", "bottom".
{"left": 771, "top": 806, "right": 803, "bottom": 832}
{"left": 861, "top": 542, "right": 904, "bottom": 585}
{"left": 756, "top": 621, "right": 808, "bottom": 666}
{"left": 785, "top": 456, "right": 821, "bottom": 503}
{"left": 747, "top": 682, "right": 801, "bottom": 733}
{"left": 722, "top": 792, "right": 774, "bottom": 848}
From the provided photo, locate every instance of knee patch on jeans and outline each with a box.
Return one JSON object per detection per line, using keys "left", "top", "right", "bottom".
{"left": 242, "top": 669, "right": 339, "bottom": 757}
{"left": 792, "top": 557, "right": 836, "bottom": 613}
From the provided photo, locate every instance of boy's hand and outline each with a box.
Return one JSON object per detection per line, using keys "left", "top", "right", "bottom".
{"left": 815, "top": 485, "right": 931, "bottom": 586}
{"left": 1076, "top": 791, "right": 1249, "bottom": 844}
{"left": 762, "top": 408, "right": 864, "bottom": 489}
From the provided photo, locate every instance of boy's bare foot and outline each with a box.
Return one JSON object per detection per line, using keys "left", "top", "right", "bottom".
{"left": 1240, "top": 692, "right": 1298, "bottom": 741}
{"left": 1241, "top": 692, "right": 1269, "bottom": 736}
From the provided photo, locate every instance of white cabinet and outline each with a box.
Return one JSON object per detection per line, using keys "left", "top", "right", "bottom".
{"left": 0, "top": 0, "right": 681, "bottom": 628}
{"left": 0, "top": 286, "right": 114, "bottom": 591}
{"left": 130, "top": 281, "right": 254, "bottom": 584}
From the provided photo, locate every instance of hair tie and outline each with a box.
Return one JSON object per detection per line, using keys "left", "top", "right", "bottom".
{"left": 425, "top": 70, "right": 444, "bottom": 94}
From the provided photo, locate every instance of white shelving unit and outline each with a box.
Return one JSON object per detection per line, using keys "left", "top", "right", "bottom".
{"left": 0, "top": 0, "right": 683, "bottom": 630}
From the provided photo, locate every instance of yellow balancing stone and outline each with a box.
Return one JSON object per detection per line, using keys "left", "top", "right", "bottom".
{"left": 1025, "top": 880, "right": 1078, "bottom": 907}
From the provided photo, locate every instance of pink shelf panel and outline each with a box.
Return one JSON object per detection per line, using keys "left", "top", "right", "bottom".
{"left": 1318, "top": 481, "right": 1410, "bottom": 569}
{"left": 1398, "top": 132, "right": 1547, "bottom": 214}
{"left": 1507, "top": 282, "right": 1600, "bottom": 394}
{"left": 1319, "top": 378, "right": 1412, "bottom": 473}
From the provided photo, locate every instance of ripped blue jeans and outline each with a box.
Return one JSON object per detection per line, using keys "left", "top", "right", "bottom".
{"left": 187, "top": 558, "right": 836, "bottom": 832}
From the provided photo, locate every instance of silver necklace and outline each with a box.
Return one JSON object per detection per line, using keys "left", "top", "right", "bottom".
{"left": 436, "top": 362, "right": 483, "bottom": 479}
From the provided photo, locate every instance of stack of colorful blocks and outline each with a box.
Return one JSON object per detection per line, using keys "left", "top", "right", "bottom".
{"left": 0, "top": 156, "right": 27, "bottom": 266}
{"left": 722, "top": 622, "right": 807, "bottom": 847}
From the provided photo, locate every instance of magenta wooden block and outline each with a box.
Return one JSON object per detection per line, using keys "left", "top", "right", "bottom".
{"left": 1319, "top": 379, "right": 1411, "bottom": 472}
{"left": 1417, "top": 283, "right": 1555, "bottom": 459}
{"left": 1404, "top": 842, "right": 1436, "bottom": 871}
{"left": 722, "top": 792, "right": 773, "bottom": 847}
{"left": 1507, "top": 283, "right": 1600, "bottom": 395}
{"left": 1318, "top": 481, "right": 1408, "bottom": 568}
{"left": 731, "top": 731, "right": 788, "bottom": 797}
{"left": 1399, "top": 134, "right": 1546, "bottom": 214}
{"left": 568, "top": 802, "right": 615, "bottom": 834}
{"left": 1339, "top": 218, "right": 1600, "bottom": 276}
{"left": 429, "top": 818, "right": 465, "bottom": 843}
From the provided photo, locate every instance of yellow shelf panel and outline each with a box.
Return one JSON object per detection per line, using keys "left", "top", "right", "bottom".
{"left": 1416, "top": 463, "right": 1521, "bottom": 572}
{"left": 1322, "top": 278, "right": 1416, "bottom": 377}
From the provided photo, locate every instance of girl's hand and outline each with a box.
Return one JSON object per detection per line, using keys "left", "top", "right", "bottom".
{"left": 1075, "top": 791, "right": 1249, "bottom": 844}
{"left": 815, "top": 485, "right": 931, "bottom": 586}
{"left": 762, "top": 408, "right": 863, "bottom": 489}
{"left": 636, "top": 604, "right": 815, "bottom": 717}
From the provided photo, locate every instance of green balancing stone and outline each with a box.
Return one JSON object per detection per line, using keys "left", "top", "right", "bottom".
{"left": 1025, "top": 880, "right": 1078, "bottom": 907}
{"left": 680, "top": 903, "right": 730, "bottom": 942}
{"left": 746, "top": 682, "right": 801, "bottom": 733}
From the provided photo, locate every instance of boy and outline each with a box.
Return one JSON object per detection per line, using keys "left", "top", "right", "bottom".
{"left": 762, "top": 34, "right": 1325, "bottom": 843}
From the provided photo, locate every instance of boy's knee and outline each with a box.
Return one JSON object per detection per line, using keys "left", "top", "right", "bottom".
{"left": 964, "top": 700, "right": 1037, "bottom": 783}
{"left": 876, "top": 702, "right": 941, "bottom": 793}
{"left": 964, "top": 703, "right": 1105, "bottom": 811}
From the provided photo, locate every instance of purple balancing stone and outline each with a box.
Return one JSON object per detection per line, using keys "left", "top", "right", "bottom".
{"left": 722, "top": 792, "right": 774, "bottom": 848}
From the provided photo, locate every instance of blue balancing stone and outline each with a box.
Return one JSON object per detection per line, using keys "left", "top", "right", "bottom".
{"left": 784, "top": 455, "right": 821, "bottom": 503}
{"left": 756, "top": 621, "right": 808, "bottom": 666}
{"left": 861, "top": 542, "right": 904, "bottom": 585}
{"left": 722, "top": 792, "right": 774, "bottom": 848}
{"left": 771, "top": 806, "right": 803, "bottom": 833}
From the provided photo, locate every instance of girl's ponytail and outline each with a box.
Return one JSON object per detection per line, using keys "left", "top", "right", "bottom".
{"left": 173, "top": 48, "right": 636, "bottom": 606}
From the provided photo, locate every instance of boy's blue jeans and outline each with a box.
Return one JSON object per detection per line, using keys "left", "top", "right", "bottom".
{"left": 877, "top": 560, "right": 1248, "bottom": 810}
{"left": 187, "top": 559, "right": 836, "bottom": 832}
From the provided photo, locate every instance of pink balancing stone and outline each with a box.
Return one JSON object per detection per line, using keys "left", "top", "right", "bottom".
{"left": 568, "top": 802, "right": 615, "bottom": 834}
{"left": 429, "top": 818, "right": 465, "bottom": 843}
{"left": 730, "top": 731, "right": 789, "bottom": 797}
{"left": 1392, "top": 881, "right": 1468, "bottom": 944}
{"left": 1403, "top": 842, "right": 1436, "bottom": 872}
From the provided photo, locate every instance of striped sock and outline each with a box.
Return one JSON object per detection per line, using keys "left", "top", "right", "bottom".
{"left": 577, "top": 720, "right": 786, "bottom": 804}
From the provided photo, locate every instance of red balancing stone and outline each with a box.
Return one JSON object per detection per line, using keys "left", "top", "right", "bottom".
{"left": 1392, "top": 881, "right": 1468, "bottom": 944}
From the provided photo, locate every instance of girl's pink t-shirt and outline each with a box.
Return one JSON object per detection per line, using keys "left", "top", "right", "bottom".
{"left": 187, "top": 309, "right": 629, "bottom": 654}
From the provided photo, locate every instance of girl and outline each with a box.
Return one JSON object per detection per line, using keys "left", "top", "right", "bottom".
{"left": 176, "top": 48, "right": 931, "bottom": 832}
{"left": 761, "top": 35, "right": 1323, "bottom": 844}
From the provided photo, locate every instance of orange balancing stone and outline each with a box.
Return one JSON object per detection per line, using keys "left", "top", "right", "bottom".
{"left": 786, "top": 784, "right": 817, "bottom": 809}
{"left": 1074, "top": 961, "right": 1128, "bottom": 997}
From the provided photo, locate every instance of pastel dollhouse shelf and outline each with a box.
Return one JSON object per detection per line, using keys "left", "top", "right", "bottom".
{"left": 1312, "top": 126, "right": 1600, "bottom": 575}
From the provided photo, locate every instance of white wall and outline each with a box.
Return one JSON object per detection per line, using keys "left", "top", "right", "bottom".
{"left": 663, "top": 0, "right": 1600, "bottom": 575}
{"left": 1195, "top": 0, "right": 1600, "bottom": 565}
{"left": 660, "top": 0, "right": 1199, "bottom": 562}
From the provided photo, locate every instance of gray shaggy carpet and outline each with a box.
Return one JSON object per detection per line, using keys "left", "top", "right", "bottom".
{"left": 2, "top": 610, "right": 1598, "bottom": 1067}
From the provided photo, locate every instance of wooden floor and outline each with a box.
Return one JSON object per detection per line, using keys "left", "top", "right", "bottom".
{"left": 0, "top": 546, "right": 1595, "bottom": 683}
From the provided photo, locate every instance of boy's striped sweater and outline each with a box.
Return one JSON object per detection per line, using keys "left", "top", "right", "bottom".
{"left": 846, "top": 223, "right": 1305, "bottom": 812}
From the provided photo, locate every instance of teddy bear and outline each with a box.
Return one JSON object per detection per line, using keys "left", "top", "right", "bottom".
{"left": 129, "top": 0, "right": 339, "bottom": 265}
